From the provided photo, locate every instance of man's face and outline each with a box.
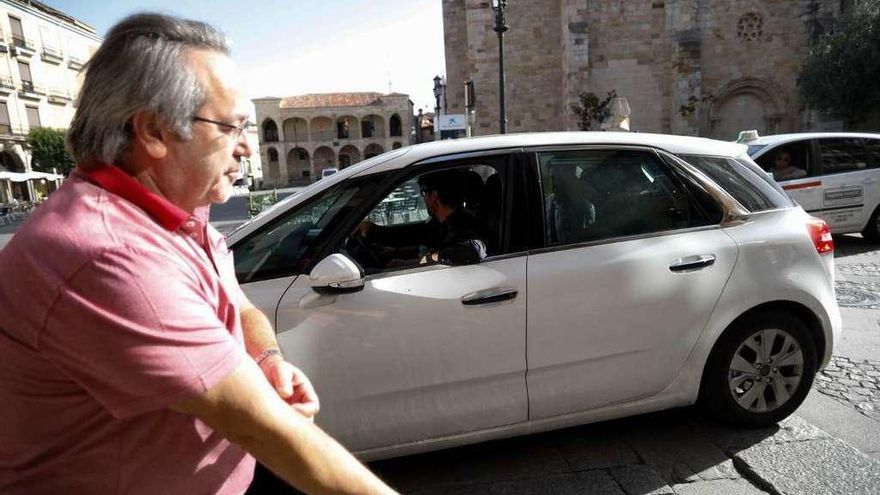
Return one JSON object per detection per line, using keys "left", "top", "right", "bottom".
{"left": 164, "top": 49, "right": 252, "bottom": 210}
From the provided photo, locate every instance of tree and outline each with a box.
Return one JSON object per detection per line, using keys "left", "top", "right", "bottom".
{"left": 27, "top": 127, "right": 74, "bottom": 175}
{"left": 798, "top": 0, "right": 880, "bottom": 125}
{"left": 570, "top": 90, "right": 617, "bottom": 130}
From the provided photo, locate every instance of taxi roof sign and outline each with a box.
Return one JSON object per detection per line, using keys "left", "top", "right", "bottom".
{"left": 737, "top": 130, "right": 760, "bottom": 143}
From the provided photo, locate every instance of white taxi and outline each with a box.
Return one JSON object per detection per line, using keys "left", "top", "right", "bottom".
{"left": 742, "top": 131, "right": 880, "bottom": 242}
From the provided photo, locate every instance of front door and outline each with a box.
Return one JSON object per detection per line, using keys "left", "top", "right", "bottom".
{"left": 274, "top": 156, "right": 527, "bottom": 452}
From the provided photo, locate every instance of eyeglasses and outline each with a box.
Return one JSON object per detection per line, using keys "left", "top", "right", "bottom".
{"left": 192, "top": 116, "right": 256, "bottom": 138}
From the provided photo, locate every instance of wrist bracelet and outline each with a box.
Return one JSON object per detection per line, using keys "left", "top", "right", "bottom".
{"left": 255, "top": 348, "right": 283, "bottom": 365}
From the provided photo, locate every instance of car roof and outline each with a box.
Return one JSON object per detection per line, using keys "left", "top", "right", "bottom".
{"left": 747, "top": 132, "right": 880, "bottom": 148}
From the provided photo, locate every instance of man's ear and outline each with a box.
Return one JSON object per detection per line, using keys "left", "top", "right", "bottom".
{"left": 130, "top": 111, "right": 169, "bottom": 160}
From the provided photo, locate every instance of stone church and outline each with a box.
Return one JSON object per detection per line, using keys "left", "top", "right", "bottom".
{"left": 442, "top": 0, "right": 850, "bottom": 140}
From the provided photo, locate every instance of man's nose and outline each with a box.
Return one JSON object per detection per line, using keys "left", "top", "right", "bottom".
{"left": 235, "top": 131, "right": 253, "bottom": 158}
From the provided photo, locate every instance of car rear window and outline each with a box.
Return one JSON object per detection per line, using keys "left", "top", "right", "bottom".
{"left": 678, "top": 154, "right": 793, "bottom": 212}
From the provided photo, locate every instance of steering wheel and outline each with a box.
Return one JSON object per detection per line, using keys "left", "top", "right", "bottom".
{"left": 345, "top": 232, "right": 384, "bottom": 269}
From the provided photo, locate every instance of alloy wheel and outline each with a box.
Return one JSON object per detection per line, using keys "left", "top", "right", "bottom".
{"left": 727, "top": 328, "right": 804, "bottom": 412}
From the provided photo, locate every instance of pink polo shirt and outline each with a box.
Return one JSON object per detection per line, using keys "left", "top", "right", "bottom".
{"left": 0, "top": 166, "right": 254, "bottom": 494}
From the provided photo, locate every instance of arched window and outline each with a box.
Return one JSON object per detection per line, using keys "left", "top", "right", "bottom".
{"left": 389, "top": 114, "right": 402, "bottom": 137}
{"left": 263, "top": 119, "right": 279, "bottom": 142}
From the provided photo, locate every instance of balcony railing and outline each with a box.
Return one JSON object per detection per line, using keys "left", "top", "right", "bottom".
{"left": 10, "top": 36, "right": 35, "bottom": 57}
{"left": 41, "top": 46, "right": 63, "bottom": 64}
{"left": 0, "top": 124, "right": 27, "bottom": 137}
{"left": 18, "top": 80, "right": 45, "bottom": 98}
{"left": 0, "top": 76, "right": 14, "bottom": 93}
{"left": 67, "top": 55, "right": 84, "bottom": 70}
{"left": 48, "top": 88, "right": 72, "bottom": 104}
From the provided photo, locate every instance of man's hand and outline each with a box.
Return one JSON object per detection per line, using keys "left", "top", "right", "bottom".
{"left": 259, "top": 355, "right": 320, "bottom": 421}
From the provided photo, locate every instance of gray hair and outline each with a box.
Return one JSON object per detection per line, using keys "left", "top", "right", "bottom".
{"left": 67, "top": 13, "right": 230, "bottom": 165}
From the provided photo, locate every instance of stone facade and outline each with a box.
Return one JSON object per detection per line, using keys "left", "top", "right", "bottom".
{"left": 443, "top": 0, "right": 845, "bottom": 140}
{"left": 0, "top": 0, "right": 101, "bottom": 203}
{"left": 253, "top": 92, "right": 413, "bottom": 186}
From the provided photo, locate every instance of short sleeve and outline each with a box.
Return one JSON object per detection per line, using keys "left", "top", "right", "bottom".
{"left": 40, "top": 245, "right": 243, "bottom": 419}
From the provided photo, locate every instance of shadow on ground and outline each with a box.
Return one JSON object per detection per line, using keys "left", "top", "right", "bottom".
{"left": 246, "top": 407, "right": 782, "bottom": 494}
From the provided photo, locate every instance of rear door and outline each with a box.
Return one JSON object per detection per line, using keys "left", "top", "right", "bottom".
{"left": 812, "top": 137, "right": 875, "bottom": 232}
{"left": 525, "top": 147, "right": 738, "bottom": 419}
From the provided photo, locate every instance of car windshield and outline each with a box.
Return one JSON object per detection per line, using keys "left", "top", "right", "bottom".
{"left": 746, "top": 144, "right": 767, "bottom": 156}
{"left": 233, "top": 175, "right": 380, "bottom": 283}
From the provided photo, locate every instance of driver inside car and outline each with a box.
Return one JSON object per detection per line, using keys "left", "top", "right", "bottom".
{"left": 354, "top": 169, "right": 490, "bottom": 269}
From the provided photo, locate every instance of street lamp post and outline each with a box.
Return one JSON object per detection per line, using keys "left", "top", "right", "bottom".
{"left": 491, "top": 0, "right": 508, "bottom": 134}
{"left": 433, "top": 75, "right": 443, "bottom": 141}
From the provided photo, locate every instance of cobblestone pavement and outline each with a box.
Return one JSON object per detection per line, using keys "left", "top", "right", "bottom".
{"left": 816, "top": 357, "right": 880, "bottom": 420}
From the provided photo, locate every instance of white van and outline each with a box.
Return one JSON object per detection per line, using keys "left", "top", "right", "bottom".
{"left": 743, "top": 132, "right": 880, "bottom": 242}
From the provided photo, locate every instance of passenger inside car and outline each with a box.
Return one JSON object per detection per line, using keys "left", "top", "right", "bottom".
{"left": 771, "top": 150, "right": 807, "bottom": 180}
{"left": 544, "top": 161, "right": 597, "bottom": 244}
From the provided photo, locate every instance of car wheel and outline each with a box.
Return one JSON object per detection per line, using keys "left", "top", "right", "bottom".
{"left": 862, "top": 205, "right": 880, "bottom": 243}
{"left": 700, "top": 311, "right": 817, "bottom": 426}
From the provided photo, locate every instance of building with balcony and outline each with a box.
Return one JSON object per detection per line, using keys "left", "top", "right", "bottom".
{"left": 253, "top": 92, "right": 413, "bottom": 186}
{"left": 0, "top": 0, "right": 101, "bottom": 204}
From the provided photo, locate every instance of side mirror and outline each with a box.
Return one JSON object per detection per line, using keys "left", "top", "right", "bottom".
{"left": 309, "top": 253, "right": 365, "bottom": 295}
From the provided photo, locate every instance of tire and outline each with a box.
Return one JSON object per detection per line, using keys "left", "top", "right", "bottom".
{"left": 700, "top": 310, "right": 817, "bottom": 427}
{"left": 862, "top": 205, "right": 880, "bottom": 243}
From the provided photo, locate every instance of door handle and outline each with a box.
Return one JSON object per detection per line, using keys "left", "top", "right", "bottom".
{"left": 462, "top": 287, "right": 518, "bottom": 305}
{"left": 669, "top": 254, "right": 716, "bottom": 273}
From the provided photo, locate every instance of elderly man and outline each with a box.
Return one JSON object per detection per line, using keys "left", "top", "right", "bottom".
{"left": 0, "top": 13, "right": 394, "bottom": 495}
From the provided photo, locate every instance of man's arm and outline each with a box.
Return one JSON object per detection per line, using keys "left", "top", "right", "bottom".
{"left": 171, "top": 357, "right": 396, "bottom": 495}
{"left": 239, "top": 288, "right": 318, "bottom": 418}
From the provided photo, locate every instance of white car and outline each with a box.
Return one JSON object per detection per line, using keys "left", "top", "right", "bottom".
{"left": 229, "top": 132, "right": 841, "bottom": 461}
{"left": 743, "top": 131, "right": 880, "bottom": 242}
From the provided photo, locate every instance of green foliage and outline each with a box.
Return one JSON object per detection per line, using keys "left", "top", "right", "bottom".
{"left": 27, "top": 127, "right": 74, "bottom": 175}
{"left": 248, "top": 190, "right": 279, "bottom": 217}
{"left": 798, "top": 0, "right": 880, "bottom": 124}
{"left": 570, "top": 90, "right": 617, "bottom": 131}
{"left": 678, "top": 94, "right": 714, "bottom": 119}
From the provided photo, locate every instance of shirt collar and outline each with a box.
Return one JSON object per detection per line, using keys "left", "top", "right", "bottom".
{"left": 78, "top": 165, "right": 191, "bottom": 231}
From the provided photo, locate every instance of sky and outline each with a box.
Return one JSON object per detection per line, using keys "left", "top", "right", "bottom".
{"left": 45, "top": 0, "right": 447, "bottom": 115}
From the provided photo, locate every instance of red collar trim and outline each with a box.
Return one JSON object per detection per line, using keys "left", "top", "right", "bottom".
{"left": 79, "top": 165, "right": 190, "bottom": 231}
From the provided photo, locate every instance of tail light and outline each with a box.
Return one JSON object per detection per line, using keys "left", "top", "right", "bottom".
{"left": 806, "top": 217, "right": 834, "bottom": 254}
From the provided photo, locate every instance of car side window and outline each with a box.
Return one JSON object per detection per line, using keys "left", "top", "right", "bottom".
{"left": 233, "top": 177, "right": 374, "bottom": 283}
{"left": 754, "top": 141, "right": 811, "bottom": 180}
{"left": 680, "top": 154, "right": 791, "bottom": 212}
{"left": 341, "top": 162, "right": 504, "bottom": 273}
{"left": 818, "top": 138, "right": 869, "bottom": 174}
{"left": 538, "top": 149, "right": 716, "bottom": 247}
{"left": 864, "top": 138, "right": 880, "bottom": 169}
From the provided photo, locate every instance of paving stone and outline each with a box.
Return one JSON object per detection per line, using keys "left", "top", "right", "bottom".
{"left": 371, "top": 438, "right": 571, "bottom": 491}
{"left": 839, "top": 378, "right": 861, "bottom": 386}
{"left": 610, "top": 465, "right": 674, "bottom": 495}
{"left": 732, "top": 438, "right": 880, "bottom": 495}
{"left": 623, "top": 424, "right": 738, "bottom": 484}
{"left": 409, "top": 471, "right": 626, "bottom": 495}
{"left": 703, "top": 415, "right": 830, "bottom": 452}
{"left": 862, "top": 382, "right": 878, "bottom": 390}
{"left": 670, "top": 479, "right": 766, "bottom": 495}
{"left": 856, "top": 388, "right": 875, "bottom": 396}
{"left": 556, "top": 429, "right": 640, "bottom": 470}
